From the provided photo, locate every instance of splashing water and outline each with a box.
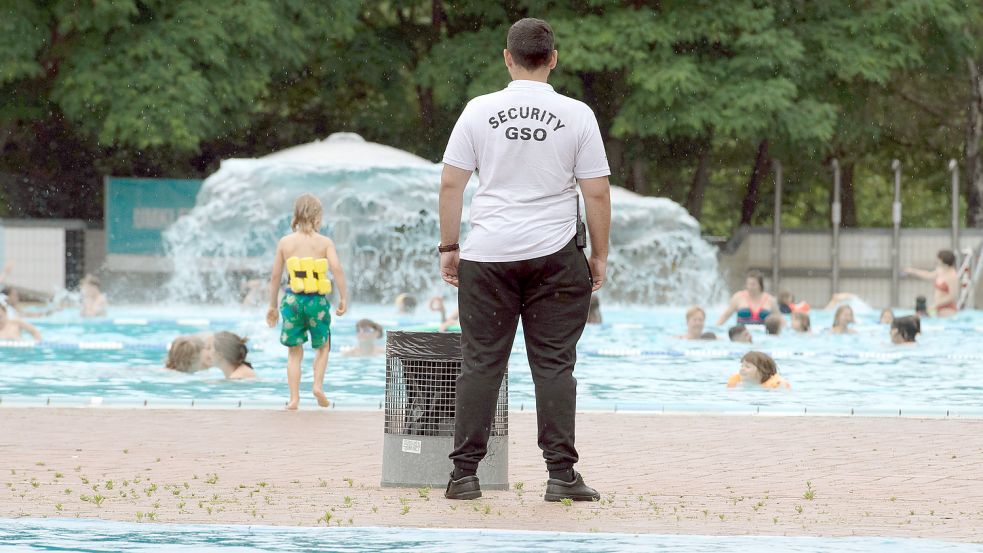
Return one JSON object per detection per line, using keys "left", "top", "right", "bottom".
{"left": 163, "top": 133, "right": 724, "bottom": 305}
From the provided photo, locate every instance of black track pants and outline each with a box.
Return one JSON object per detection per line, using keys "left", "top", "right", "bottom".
{"left": 450, "top": 237, "right": 592, "bottom": 472}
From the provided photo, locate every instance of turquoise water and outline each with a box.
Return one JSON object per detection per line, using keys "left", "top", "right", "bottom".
{"left": 1, "top": 519, "right": 981, "bottom": 552}
{"left": 0, "top": 304, "right": 982, "bottom": 415}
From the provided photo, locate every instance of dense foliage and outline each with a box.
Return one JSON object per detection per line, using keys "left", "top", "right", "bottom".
{"left": 1, "top": 0, "right": 981, "bottom": 235}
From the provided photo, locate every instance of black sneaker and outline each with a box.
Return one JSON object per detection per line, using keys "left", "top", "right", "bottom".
{"left": 544, "top": 471, "right": 600, "bottom": 502}
{"left": 444, "top": 472, "right": 482, "bottom": 500}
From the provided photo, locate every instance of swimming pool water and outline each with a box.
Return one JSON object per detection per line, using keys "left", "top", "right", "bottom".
{"left": 1, "top": 304, "right": 981, "bottom": 415}
{"left": 1, "top": 519, "right": 981, "bottom": 553}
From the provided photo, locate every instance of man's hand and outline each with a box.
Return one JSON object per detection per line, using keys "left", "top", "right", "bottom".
{"left": 266, "top": 306, "right": 279, "bottom": 328}
{"left": 335, "top": 298, "right": 348, "bottom": 316}
{"left": 440, "top": 250, "right": 460, "bottom": 287}
{"left": 588, "top": 255, "right": 606, "bottom": 292}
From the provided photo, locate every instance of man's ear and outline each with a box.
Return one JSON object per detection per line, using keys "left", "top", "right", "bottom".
{"left": 503, "top": 49, "right": 513, "bottom": 68}
{"left": 549, "top": 50, "right": 558, "bottom": 70}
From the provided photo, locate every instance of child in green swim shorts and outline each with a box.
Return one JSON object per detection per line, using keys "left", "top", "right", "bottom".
{"left": 267, "top": 193, "right": 348, "bottom": 410}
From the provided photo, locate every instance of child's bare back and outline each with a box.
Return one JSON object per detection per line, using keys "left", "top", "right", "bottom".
{"left": 278, "top": 231, "right": 335, "bottom": 261}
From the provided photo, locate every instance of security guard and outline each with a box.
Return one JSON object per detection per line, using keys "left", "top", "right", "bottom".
{"left": 438, "top": 17, "right": 611, "bottom": 502}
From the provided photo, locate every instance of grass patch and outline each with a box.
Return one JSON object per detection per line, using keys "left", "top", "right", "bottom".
{"left": 803, "top": 481, "right": 815, "bottom": 501}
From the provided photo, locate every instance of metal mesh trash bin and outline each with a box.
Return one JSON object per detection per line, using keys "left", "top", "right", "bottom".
{"left": 382, "top": 331, "right": 508, "bottom": 490}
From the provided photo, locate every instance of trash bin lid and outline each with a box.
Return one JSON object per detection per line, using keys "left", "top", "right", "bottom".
{"left": 386, "top": 330, "right": 462, "bottom": 358}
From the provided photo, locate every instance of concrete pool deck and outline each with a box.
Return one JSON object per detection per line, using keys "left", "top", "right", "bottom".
{"left": 1, "top": 408, "right": 982, "bottom": 542}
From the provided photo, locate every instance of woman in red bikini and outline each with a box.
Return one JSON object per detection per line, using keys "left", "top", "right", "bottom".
{"left": 716, "top": 269, "right": 779, "bottom": 326}
{"left": 904, "top": 249, "right": 959, "bottom": 318}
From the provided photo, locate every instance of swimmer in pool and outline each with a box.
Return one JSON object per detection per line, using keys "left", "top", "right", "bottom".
{"left": 790, "top": 312, "right": 811, "bottom": 333}
{"left": 165, "top": 335, "right": 208, "bottom": 373}
{"left": 205, "top": 331, "right": 256, "bottom": 379}
{"left": 831, "top": 305, "right": 855, "bottom": 334}
{"left": 430, "top": 295, "right": 448, "bottom": 323}
{"left": 716, "top": 270, "right": 778, "bottom": 326}
{"left": 240, "top": 277, "right": 266, "bottom": 307}
{"left": 679, "top": 306, "right": 707, "bottom": 340}
{"left": 777, "top": 290, "right": 810, "bottom": 315}
{"left": 728, "top": 324, "right": 752, "bottom": 344}
{"left": 79, "top": 275, "right": 108, "bottom": 318}
{"left": 727, "top": 351, "right": 790, "bottom": 389}
{"left": 395, "top": 293, "right": 418, "bottom": 314}
{"left": 165, "top": 332, "right": 254, "bottom": 379}
{"left": 440, "top": 309, "right": 460, "bottom": 332}
{"left": 904, "top": 249, "right": 960, "bottom": 317}
{"left": 344, "top": 319, "right": 385, "bottom": 357}
{"left": 0, "top": 285, "right": 54, "bottom": 319}
{"left": 0, "top": 307, "right": 41, "bottom": 341}
{"left": 429, "top": 296, "right": 461, "bottom": 331}
{"left": 879, "top": 309, "right": 894, "bottom": 325}
{"left": 764, "top": 313, "right": 783, "bottom": 336}
{"left": 890, "top": 315, "right": 920, "bottom": 345}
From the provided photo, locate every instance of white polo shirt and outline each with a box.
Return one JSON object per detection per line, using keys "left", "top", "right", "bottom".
{"left": 442, "top": 80, "right": 610, "bottom": 262}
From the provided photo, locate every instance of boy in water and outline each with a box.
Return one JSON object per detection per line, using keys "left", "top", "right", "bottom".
{"left": 267, "top": 194, "right": 348, "bottom": 410}
{"left": 79, "top": 275, "right": 108, "bottom": 317}
{"left": 0, "top": 307, "right": 41, "bottom": 341}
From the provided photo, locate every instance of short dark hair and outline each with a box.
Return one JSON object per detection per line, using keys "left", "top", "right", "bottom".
{"left": 356, "top": 318, "right": 384, "bottom": 339}
{"left": 764, "top": 313, "right": 782, "bottom": 335}
{"left": 892, "top": 315, "right": 920, "bottom": 342}
{"left": 507, "top": 18, "right": 555, "bottom": 69}
{"left": 792, "top": 312, "right": 811, "bottom": 332}
{"left": 937, "top": 249, "right": 956, "bottom": 267}
{"left": 728, "top": 324, "right": 747, "bottom": 340}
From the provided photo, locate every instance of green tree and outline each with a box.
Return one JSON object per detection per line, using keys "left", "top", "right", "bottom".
{"left": 1, "top": 0, "right": 982, "bottom": 232}
{"left": 0, "top": 0, "right": 358, "bottom": 218}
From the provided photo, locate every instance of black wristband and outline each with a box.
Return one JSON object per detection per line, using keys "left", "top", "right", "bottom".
{"left": 438, "top": 243, "right": 460, "bottom": 253}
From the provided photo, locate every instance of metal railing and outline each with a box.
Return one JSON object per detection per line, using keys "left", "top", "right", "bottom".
{"left": 764, "top": 157, "right": 973, "bottom": 308}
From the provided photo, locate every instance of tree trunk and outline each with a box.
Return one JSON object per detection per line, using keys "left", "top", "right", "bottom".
{"left": 605, "top": 137, "right": 627, "bottom": 189}
{"left": 841, "top": 163, "right": 857, "bottom": 227}
{"left": 416, "top": 84, "right": 436, "bottom": 152}
{"left": 739, "top": 139, "right": 770, "bottom": 225}
{"left": 686, "top": 143, "right": 711, "bottom": 219}
{"left": 966, "top": 57, "right": 983, "bottom": 227}
{"left": 632, "top": 159, "right": 647, "bottom": 195}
